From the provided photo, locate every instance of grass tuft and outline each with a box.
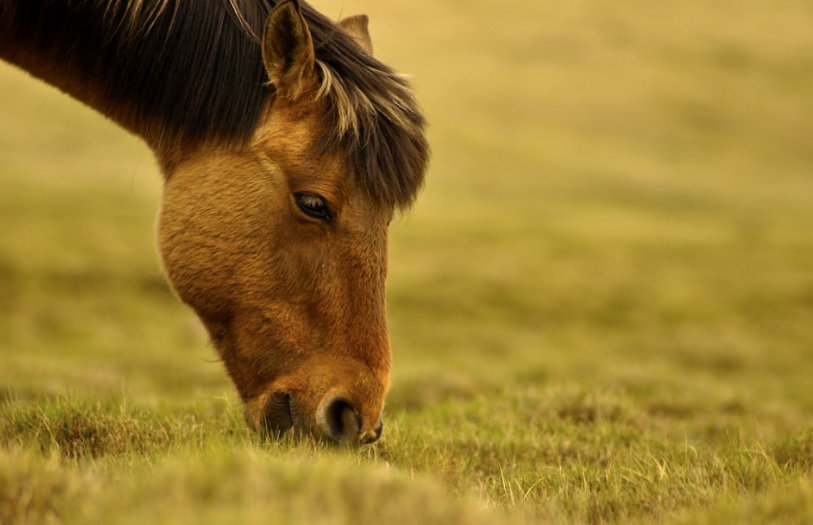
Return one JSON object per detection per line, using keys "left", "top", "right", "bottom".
{"left": 0, "top": 448, "right": 85, "bottom": 525}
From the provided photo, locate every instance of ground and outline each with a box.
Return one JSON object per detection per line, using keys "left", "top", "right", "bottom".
{"left": 1, "top": 0, "right": 813, "bottom": 523}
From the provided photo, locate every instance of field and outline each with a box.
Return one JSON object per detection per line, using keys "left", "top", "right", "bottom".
{"left": 2, "top": 0, "right": 813, "bottom": 523}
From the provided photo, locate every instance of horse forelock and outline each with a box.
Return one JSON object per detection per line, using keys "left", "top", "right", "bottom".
{"left": 265, "top": 1, "right": 429, "bottom": 210}
{"left": 311, "top": 56, "right": 428, "bottom": 210}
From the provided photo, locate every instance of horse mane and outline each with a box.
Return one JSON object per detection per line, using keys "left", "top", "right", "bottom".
{"left": 3, "top": 0, "right": 428, "bottom": 208}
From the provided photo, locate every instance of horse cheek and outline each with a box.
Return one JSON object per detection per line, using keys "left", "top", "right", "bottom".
{"left": 157, "top": 173, "right": 237, "bottom": 323}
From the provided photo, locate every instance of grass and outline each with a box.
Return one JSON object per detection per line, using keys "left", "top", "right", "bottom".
{"left": 2, "top": 0, "right": 813, "bottom": 523}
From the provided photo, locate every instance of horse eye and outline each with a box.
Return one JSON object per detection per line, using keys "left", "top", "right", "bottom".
{"left": 295, "top": 193, "right": 332, "bottom": 221}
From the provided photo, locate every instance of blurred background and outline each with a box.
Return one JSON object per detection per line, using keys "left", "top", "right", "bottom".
{"left": 1, "top": 0, "right": 812, "bottom": 430}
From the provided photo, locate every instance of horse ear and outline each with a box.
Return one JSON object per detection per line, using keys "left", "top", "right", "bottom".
{"left": 337, "top": 15, "right": 374, "bottom": 55}
{"left": 262, "top": 0, "right": 316, "bottom": 101}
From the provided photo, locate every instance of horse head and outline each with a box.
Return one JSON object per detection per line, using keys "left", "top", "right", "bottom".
{"left": 157, "top": 1, "right": 426, "bottom": 444}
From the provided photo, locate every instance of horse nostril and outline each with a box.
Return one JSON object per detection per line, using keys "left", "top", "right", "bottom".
{"left": 261, "top": 392, "right": 293, "bottom": 437}
{"left": 321, "top": 398, "right": 360, "bottom": 444}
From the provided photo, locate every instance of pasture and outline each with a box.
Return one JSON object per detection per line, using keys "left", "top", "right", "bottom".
{"left": 2, "top": 0, "right": 813, "bottom": 523}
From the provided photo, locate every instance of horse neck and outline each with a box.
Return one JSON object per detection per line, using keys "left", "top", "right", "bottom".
{"left": 1, "top": 7, "right": 157, "bottom": 149}
{"left": 0, "top": 0, "right": 269, "bottom": 160}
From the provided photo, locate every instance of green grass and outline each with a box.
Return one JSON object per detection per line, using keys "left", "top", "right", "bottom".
{"left": 2, "top": 0, "right": 813, "bottom": 523}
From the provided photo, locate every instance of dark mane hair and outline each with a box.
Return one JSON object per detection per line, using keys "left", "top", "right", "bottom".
{"left": 3, "top": 0, "right": 428, "bottom": 208}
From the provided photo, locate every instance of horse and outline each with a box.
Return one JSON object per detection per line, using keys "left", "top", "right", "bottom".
{"left": 0, "top": 0, "right": 429, "bottom": 445}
